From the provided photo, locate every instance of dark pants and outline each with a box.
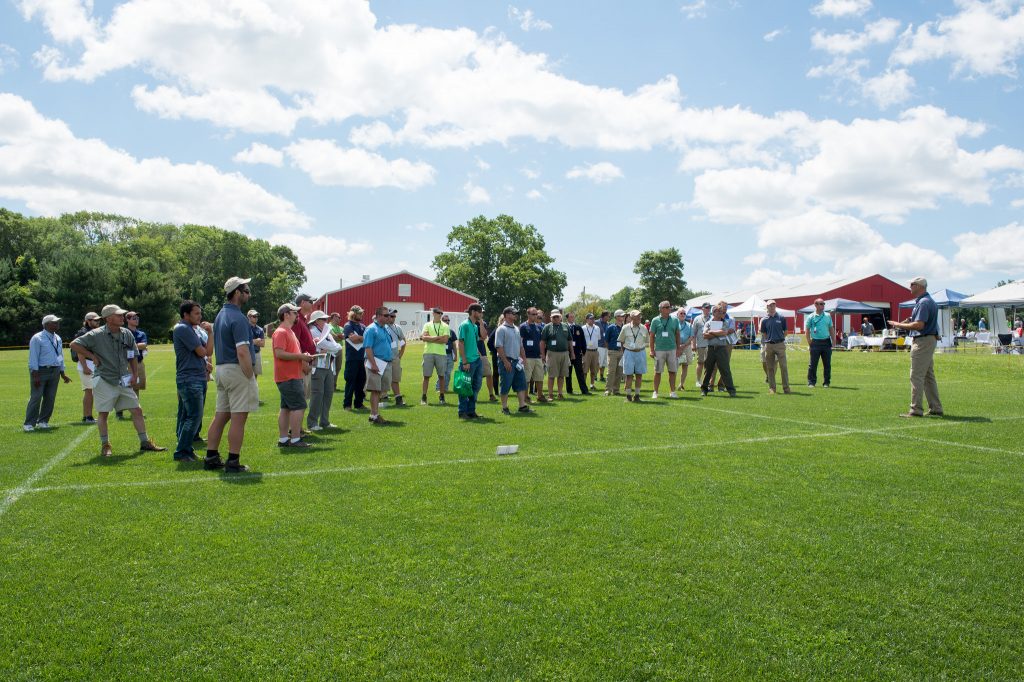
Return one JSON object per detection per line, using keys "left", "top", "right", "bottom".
{"left": 458, "top": 358, "right": 483, "bottom": 416}
{"left": 25, "top": 367, "right": 60, "bottom": 426}
{"left": 176, "top": 380, "right": 205, "bottom": 457}
{"left": 194, "top": 380, "right": 209, "bottom": 440}
{"left": 308, "top": 366, "right": 335, "bottom": 427}
{"left": 701, "top": 346, "right": 735, "bottom": 393}
{"left": 344, "top": 361, "right": 366, "bottom": 408}
{"left": 807, "top": 340, "right": 832, "bottom": 386}
{"left": 566, "top": 352, "right": 590, "bottom": 394}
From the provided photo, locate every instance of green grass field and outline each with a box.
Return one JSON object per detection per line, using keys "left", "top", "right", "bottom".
{"left": 1, "top": 343, "right": 1022, "bottom": 680}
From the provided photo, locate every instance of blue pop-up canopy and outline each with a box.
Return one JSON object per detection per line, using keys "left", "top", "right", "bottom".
{"left": 796, "top": 298, "right": 882, "bottom": 315}
{"left": 897, "top": 288, "right": 969, "bottom": 309}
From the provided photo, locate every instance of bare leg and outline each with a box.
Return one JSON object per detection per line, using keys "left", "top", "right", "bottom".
{"left": 206, "top": 412, "right": 231, "bottom": 452}
{"left": 97, "top": 412, "right": 110, "bottom": 440}
{"left": 668, "top": 371, "right": 677, "bottom": 392}
{"left": 288, "top": 409, "right": 303, "bottom": 438}
{"left": 227, "top": 413, "right": 248, "bottom": 454}
{"left": 83, "top": 389, "right": 93, "bottom": 418}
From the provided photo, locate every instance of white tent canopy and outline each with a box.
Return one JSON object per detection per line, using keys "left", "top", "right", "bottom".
{"left": 727, "top": 294, "right": 795, "bottom": 319}
{"left": 960, "top": 281, "right": 1024, "bottom": 307}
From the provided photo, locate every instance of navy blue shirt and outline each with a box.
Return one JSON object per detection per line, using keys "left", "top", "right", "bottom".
{"left": 343, "top": 321, "right": 366, "bottom": 364}
{"left": 250, "top": 324, "right": 264, "bottom": 354}
{"left": 130, "top": 328, "right": 148, "bottom": 363}
{"left": 520, "top": 322, "right": 542, "bottom": 359}
{"left": 910, "top": 293, "right": 939, "bottom": 337}
{"left": 597, "top": 319, "right": 609, "bottom": 348}
{"left": 213, "top": 303, "right": 253, "bottom": 365}
{"left": 605, "top": 323, "right": 621, "bottom": 351}
{"left": 445, "top": 330, "right": 457, "bottom": 358}
{"left": 172, "top": 321, "right": 207, "bottom": 382}
{"left": 759, "top": 314, "right": 788, "bottom": 344}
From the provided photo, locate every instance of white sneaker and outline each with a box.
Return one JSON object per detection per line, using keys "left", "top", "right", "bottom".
{"left": 308, "top": 425, "right": 323, "bottom": 432}
{"left": 36, "top": 422, "right": 49, "bottom": 429}
{"left": 22, "top": 424, "right": 34, "bottom": 432}
{"left": 695, "top": 380, "right": 701, "bottom": 388}
{"left": 669, "top": 392, "right": 678, "bottom": 398}
{"left": 651, "top": 391, "right": 659, "bottom": 399}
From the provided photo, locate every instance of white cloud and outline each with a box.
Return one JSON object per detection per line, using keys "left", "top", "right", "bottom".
{"left": 18, "top": 0, "right": 97, "bottom": 45}
{"left": 475, "top": 157, "right": 491, "bottom": 171}
{"left": 233, "top": 142, "right": 284, "bottom": 167}
{"left": 811, "top": 0, "right": 872, "bottom": 19}
{"left": 742, "top": 253, "right": 767, "bottom": 266}
{"left": 132, "top": 85, "right": 304, "bottom": 136}
{"left": 0, "top": 92, "right": 307, "bottom": 229}
{"left": 812, "top": 18, "right": 902, "bottom": 55}
{"left": 284, "top": 139, "right": 436, "bottom": 190}
{"left": 526, "top": 189, "right": 544, "bottom": 200}
{"left": 268, "top": 232, "right": 374, "bottom": 294}
{"left": 680, "top": 1, "right": 707, "bottom": 19}
{"left": 862, "top": 68, "right": 915, "bottom": 108}
{"left": 520, "top": 167, "right": 540, "bottom": 179}
{"left": 891, "top": 0, "right": 1024, "bottom": 77}
{"left": 463, "top": 181, "right": 491, "bottom": 204}
{"left": 508, "top": 6, "right": 552, "bottom": 31}
{"left": 405, "top": 222, "right": 433, "bottom": 231}
{"left": 691, "top": 106, "right": 1024, "bottom": 224}
{"left": 953, "top": 222, "right": 1024, "bottom": 273}
{"left": 807, "top": 55, "right": 869, "bottom": 82}
{"left": 763, "top": 29, "right": 786, "bottom": 42}
{"left": 1012, "top": 198, "right": 1024, "bottom": 207}
{"left": 0, "top": 44, "right": 18, "bottom": 74}
{"left": 566, "top": 161, "right": 624, "bottom": 184}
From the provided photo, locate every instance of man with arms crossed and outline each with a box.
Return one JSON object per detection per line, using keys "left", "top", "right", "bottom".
{"left": 691, "top": 302, "right": 712, "bottom": 388}
{"left": 648, "top": 300, "right": 681, "bottom": 399}
{"left": 890, "top": 277, "right": 944, "bottom": 418}
{"left": 541, "top": 309, "right": 573, "bottom": 401}
{"left": 420, "top": 307, "right": 449, "bottom": 405}
{"left": 760, "top": 299, "right": 790, "bottom": 395}
{"left": 603, "top": 310, "right": 624, "bottom": 396}
{"left": 520, "top": 307, "right": 546, "bottom": 403}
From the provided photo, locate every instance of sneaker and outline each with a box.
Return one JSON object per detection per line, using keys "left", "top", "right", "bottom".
{"left": 700, "top": 390, "right": 708, "bottom": 397}
{"left": 783, "top": 388, "right": 792, "bottom": 394}
{"left": 308, "top": 425, "right": 323, "bottom": 432}
{"left": 898, "top": 412, "right": 923, "bottom": 418}
{"left": 717, "top": 386, "right": 727, "bottom": 393}
{"left": 729, "top": 391, "right": 737, "bottom": 398}
{"left": 557, "top": 394, "right": 565, "bottom": 401}
{"left": 22, "top": 424, "right": 34, "bottom": 432}
{"left": 368, "top": 415, "right": 387, "bottom": 425}
{"left": 224, "top": 459, "right": 249, "bottom": 473}
{"left": 625, "top": 395, "right": 633, "bottom": 403}
{"left": 83, "top": 416, "right": 96, "bottom": 424}
{"left": 822, "top": 384, "right": 830, "bottom": 388}
{"left": 768, "top": 388, "right": 776, "bottom": 395}
{"left": 101, "top": 443, "right": 113, "bottom": 457}
{"left": 140, "top": 440, "right": 167, "bottom": 452}
{"left": 603, "top": 390, "right": 610, "bottom": 396}
{"left": 36, "top": 422, "right": 49, "bottom": 430}
{"left": 518, "top": 405, "right": 533, "bottom": 413}
{"left": 284, "top": 439, "right": 312, "bottom": 448}
{"left": 651, "top": 391, "right": 659, "bottom": 399}
{"left": 438, "top": 395, "right": 446, "bottom": 404}
{"left": 538, "top": 394, "right": 549, "bottom": 403}
{"left": 633, "top": 394, "right": 642, "bottom": 403}
{"left": 395, "top": 395, "right": 405, "bottom": 407}
{"left": 458, "top": 413, "right": 471, "bottom": 420}
{"left": 669, "top": 392, "right": 678, "bottom": 399}
{"left": 501, "top": 407, "right": 512, "bottom": 416}
{"left": 807, "top": 383, "right": 815, "bottom": 388}
{"left": 468, "top": 413, "right": 481, "bottom": 419}
{"left": 589, "top": 384, "right": 596, "bottom": 391}
{"left": 322, "top": 423, "right": 338, "bottom": 429}
{"left": 203, "top": 455, "right": 225, "bottom": 470}
{"left": 489, "top": 395, "right": 498, "bottom": 402}
{"left": 173, "top": 453, "right": 199, "bottom": 462}
{"left": 421, "top": 395, "right": 428, "bottom": 406}
{"left": 927, "top": 411, "right": 945, "bottom": 417}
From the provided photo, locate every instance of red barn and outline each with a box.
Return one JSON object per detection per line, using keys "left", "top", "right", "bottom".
{"left": 313, "top": 270, "right": 478, "bottom": 336}
{"left": 689, "top": 274, "right": 913, "bottom": 333}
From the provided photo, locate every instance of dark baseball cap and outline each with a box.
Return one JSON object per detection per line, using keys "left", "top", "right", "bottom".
{"left": 431, "top": 306, "right": 443, "bottom": 314}
{"left": 295, "top": 293, "right": 314, "bottom": 304}
{"left": 503, "top": 306, "right": 518, "bottom": 314}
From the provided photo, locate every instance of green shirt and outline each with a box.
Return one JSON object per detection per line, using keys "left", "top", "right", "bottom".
{"left": 74, "top": 324, "right": 139, "bottom": 386}
{"left": 649, "top": 315, "right": 681, "bottom": 351}
{"left": 422, "top": 321, "right": 450, "bottom": 356}
{"left": 458, "top": 319, "right": 481, "bottom": 363}
{"left": 329, "top": 323, "right": 343, "bottom": 339}
{"left": 807, "top": 313, "right": 834, "bottom": 340}
{"left": 541, "top": 323, "right": 570, "bottom": 351}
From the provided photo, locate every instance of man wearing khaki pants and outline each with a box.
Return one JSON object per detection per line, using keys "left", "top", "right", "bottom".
{"left": 603, "top": 310, "right": 625, "bottom": 395}
{"left": 759, "top": 299, "right": 790, "bottom": 394}
{"left": 890, "top": 277, "right": 944, "bottom": 418}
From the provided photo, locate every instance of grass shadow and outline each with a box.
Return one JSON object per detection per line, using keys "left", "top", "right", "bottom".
{"left": 219, "top": 470, "right": 264, "bottom": 484}
{"left": 933, "top": 415, "right": 991, "bottom": 423}
{"left": 75, "top": 451, "right": 145, "bottom": 466}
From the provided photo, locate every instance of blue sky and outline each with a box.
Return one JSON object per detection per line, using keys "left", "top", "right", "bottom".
{"left": 1, "top": 0, "right": 1022, "bottom": 302}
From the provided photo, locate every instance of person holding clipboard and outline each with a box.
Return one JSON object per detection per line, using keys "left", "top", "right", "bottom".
{"left": 700, "top": 304, "right": 737, "bottom": 397}
{"left": 363, "top": 307, "right": 395, "bottom": 424}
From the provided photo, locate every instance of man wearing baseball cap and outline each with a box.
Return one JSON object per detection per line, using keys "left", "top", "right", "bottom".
{"left": 24, "top": 314, "right": 72, "bottom": 431}
{"left": 342, "top": 305, "right": 367, "bottom": 410}
{"left": 495, "top": 306, "right": 532, "bottom": 415}
{"left": 890, "top": 276, "right": 944, "bottom": 417}
{"left": 385, "top": 309, "right": 407, "bottom": 406}
{"left": 691, "top": 302, "right": 713, "bottom": 389}
{"left": 273, "top": 303, "right": 317, "bottom": 445}
{"left": 70, "top": 305, "right": 166, "bottom": 455}
{"left": 420, "top": 306, "right": 450, "bottom": 405}
{"left": 71, "top": 311, "right": 101, "bottom": 423}
{"left": 247, "top": 309, "right": 265, "bottom": 377}
{"left": 760, "top": 299, "right": 791, "bottom": 394}
{"left": 618, "top": 310, "right": 649, "bottom": 402}
{"left": 541, "top": 309, "right": 573, "bottom": 401}
{"left": 204, "top": 276, "right": 257, "bottom": 472}
{"left": 603, "top": 310, "right": 625, "bottom": 395}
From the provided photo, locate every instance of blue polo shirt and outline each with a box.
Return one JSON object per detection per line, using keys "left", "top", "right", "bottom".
{"left": 213, "top": 303, "right": 254, "bottom": 365}
{"left": 172, "top": 321, "right": 207, "bottom": 382}
{"left": 605, "top": 323, "right": 621, "bottom": 351}
{"left": 910, "top": 293, "right": 939, "bottom": 337}
{"left": 760, "top": 313, "right": 788, "bottom": 343}
{"left": 363, "top": 321, "right": 393, "bottom": 362}
{"left": 597, "top": 319, "right": 609, "bottom": 348}
{"left": 806, "top": 313, "right": 833, "bottom": 341}
{"left": 250, "top": 324, "right": 264, "bottom": 354}
{"left": 519, "top": 322, "right": 543, "bottom": 359}
{"left": 130, "top": 328, "right": 148, "bottom": 363}
{"left": 678, "top": 320, "right": 693, "bottom": 345}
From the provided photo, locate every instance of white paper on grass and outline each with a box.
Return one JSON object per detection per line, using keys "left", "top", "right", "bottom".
{"left": 496, "top": 445, "right": 519, "bottom": 456}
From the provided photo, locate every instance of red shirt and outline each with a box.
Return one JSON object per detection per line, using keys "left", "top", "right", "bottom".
{"left": 272, "top": 326, "right": 304, "bottom": 383}
{"left": 293, "top": 313, "right": 317, "bottom": 354}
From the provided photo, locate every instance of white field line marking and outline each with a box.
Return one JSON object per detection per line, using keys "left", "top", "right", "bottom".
{"left": 0, "top": 428, "right": 92, "bottom": 519}
{"left": 11, "top": 418, "right": 994, "bottom": 498}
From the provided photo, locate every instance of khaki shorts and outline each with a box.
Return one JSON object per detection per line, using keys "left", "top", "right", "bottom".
{"left": 678, "top": 346, "right": 693, "bottom": 365}
{"left": 134, "top": 361, "right": 147, "bottom": 390}
{"left": 654, "top": 349, "right": 679, "bottom": 373}
{"left": 697, "top": 346, "right": 708, "bottom": 363}
{"left": 215, "top": 363, "right": 260, "bottom": 413}
{"left": 525, "top": 357, "right": 544, "bottom": 382}
{"left": 93, "top": 377, "right": 141, "bottom": 413}
{"left": 76, "top": 361, "right": 96, "bottom": 392}
{"left": 480, "top": 356, "right": 493, "bottom": 377}
{"left": 391, "top": 356, "right": 403, "bottom": 383}
{"left": 546, "top": 351, "right": 570, "bottom": 378}
{"left": 365, "top": 362, "right": 394, "bottom": 392}
{"left": 422, "top": 353, "right": 447, "bottom": 378}
{"left": 252, "top": 352, "right": 263, "bottom": 376}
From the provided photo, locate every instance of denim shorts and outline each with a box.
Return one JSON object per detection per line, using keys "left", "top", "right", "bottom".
{"left": 622, "top": 349, "right": 647, "bottom": 375}
{"left": 498, "top": 364, "right": 527, "bottom": 394}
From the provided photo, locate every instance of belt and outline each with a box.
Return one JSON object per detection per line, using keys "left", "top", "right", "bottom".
{"left": 766, "top": 341, "right": 785, "bottom": 344}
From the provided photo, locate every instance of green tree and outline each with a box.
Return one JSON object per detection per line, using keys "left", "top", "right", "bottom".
{"left": 607, "top": 286, "right": 634, "bottom": 312}
{"left": 565, "top": 291, "right": 610, "bottom": 318}
{"left": 630, "top": 248, "right": 691, "bottom": 320}
{"left": 431, "top": 215, "right": 567, "bottom": 313}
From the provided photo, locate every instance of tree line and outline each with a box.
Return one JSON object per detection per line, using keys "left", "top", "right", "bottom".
{"left": 0, "top": 208, "right": 305, "bottom": 346}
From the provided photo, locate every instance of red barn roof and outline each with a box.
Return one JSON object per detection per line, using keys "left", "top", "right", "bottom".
{"left": 313, "top": 270, "right": 477, "bottom": 317}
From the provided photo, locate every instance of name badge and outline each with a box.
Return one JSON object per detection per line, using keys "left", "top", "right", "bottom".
{"left": 127, "top": 350, "right": 135, "bottom": 359}
{"left": 526, "top": 340, "right": 534, "bottom": 347}
{"left": 390, "top": 341, "right": 398, "bottom": 349}
{"left": 550, "top": 340, "right": 557, "bottom": 347}
{"left": 120, "top": 374, "right": 132, "bottom": 387}
{"left": 661, "top": 332, "right": 669, "bottom": 338}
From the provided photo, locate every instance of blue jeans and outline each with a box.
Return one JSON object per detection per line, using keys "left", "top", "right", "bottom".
{"left": 457, "top": 358, "right": 483, "bottom": 415}
{"left": 175, "top": 380, "right": 206, "bottom": 457}
{"left": 807, "top": 340, "right": 832, "bottom": 386}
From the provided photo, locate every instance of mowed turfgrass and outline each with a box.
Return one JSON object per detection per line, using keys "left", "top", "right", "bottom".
{"left": 1, "top": 343, "right": 1022, "bottom": 680}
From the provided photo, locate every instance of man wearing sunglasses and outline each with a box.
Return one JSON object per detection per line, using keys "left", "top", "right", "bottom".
{"left": 117, "top": 311, "right": 148, "bottom": 419}
{"left": 805, "top": 298, "right": 834, "bottom": 388}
